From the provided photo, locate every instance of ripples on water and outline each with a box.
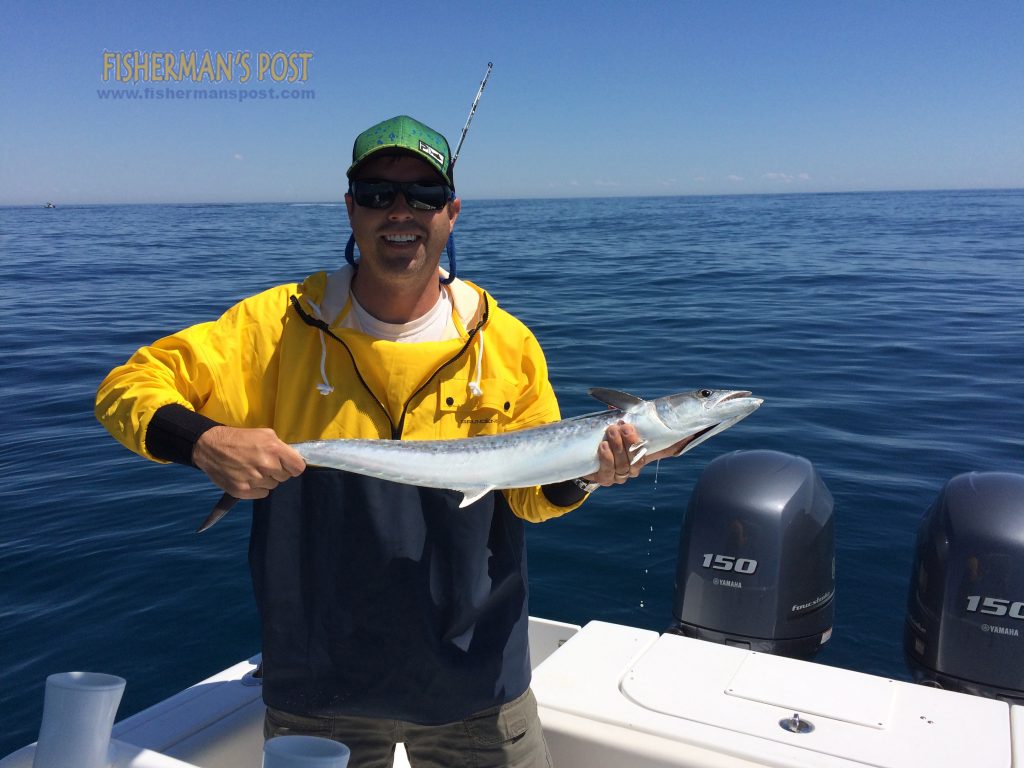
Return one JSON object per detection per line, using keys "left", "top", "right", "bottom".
{"left": 1, "top": 190, "right": 1022, "bottom": 754}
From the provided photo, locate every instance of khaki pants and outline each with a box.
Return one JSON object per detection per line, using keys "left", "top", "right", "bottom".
{"left": 264, "top": 688, "right": 552, "bottom": 768}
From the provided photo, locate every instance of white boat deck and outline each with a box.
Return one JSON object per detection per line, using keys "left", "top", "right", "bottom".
{"left": 2, "top": 617, "right": 1021, "bottom": 767}
{"left": 535, "top": 620, "right": 1018, "bottom": 767}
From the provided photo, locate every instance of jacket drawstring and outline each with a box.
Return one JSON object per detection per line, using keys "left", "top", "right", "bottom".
{"left": 305, "top": 299, "right": 334, "bottom": 396}
{"left": 299, "top": 287, "right": 488, "bottom": 400}
{"left": 468, "top": 328, "right": 485, "bottom": 397}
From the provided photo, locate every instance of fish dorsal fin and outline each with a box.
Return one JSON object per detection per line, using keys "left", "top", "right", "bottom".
{"left": 588, "top": 388, "right": 646, "bottom": 411}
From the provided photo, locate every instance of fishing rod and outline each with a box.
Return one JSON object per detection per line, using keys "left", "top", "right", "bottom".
{"left": 450, "top": 61, "right": 493, "bottom": 172}
{"left": 434, "top": 61, "right": 491, "bottom": 287}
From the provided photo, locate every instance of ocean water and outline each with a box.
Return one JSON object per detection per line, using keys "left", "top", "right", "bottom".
{"left": 1, "top": 189, "right": 1022, "bottom": 755}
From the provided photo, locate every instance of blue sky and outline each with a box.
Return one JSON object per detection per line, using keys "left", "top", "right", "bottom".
{"left": 3, "top": 1, "right": 1022, "bottom": 204}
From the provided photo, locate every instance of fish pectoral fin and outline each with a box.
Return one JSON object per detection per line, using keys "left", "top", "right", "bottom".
{"left": 457, "top": 487, "right": 496, "bottom": 508}
{"left": 588, "top": 387, "right": 646, "bottom": 411}
{"left": 629, "top": 440, "right": 649, "bottom": 464}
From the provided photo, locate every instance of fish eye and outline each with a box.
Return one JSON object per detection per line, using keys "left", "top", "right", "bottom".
{"left": 699, "top": 389, "right": 713, "bottom": 398}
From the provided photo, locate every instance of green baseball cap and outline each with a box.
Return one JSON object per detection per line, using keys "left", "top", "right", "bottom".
{"left": 347, "top": 115, "right": 454, "bottom": 187}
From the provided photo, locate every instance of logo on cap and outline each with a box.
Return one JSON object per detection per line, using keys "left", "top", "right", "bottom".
{"left": 418, "top": 140, "right": 446, "bottom": 167}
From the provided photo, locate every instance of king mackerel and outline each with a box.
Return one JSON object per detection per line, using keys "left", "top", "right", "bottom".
{"left": 198, "top": 387, "right": 762, "bottom": 531}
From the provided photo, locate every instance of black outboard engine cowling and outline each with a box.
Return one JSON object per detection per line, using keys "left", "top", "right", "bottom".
{"left": 904, "top": 471, "right": 1024, "bottom": 703}
{"left": 670, "top": 450, "right": 835, "bottom": 660}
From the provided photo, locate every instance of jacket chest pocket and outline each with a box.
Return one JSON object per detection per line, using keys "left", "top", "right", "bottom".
{"left": 437, "top": 378, "right": 518, "bottom": 435}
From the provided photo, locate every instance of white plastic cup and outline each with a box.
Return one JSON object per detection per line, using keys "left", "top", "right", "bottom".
{"left": 263, "top": 735, "right": 351, "bottom": 767}
{"left": 32, "top": 671, "right": 126, "bottom": 768}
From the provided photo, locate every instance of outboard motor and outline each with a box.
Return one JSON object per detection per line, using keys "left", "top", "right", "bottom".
{"left": 903, "top": 471, "right": 1024, "bottom": 703}
{"left": 670, "top": 450, "right": 835, "bottom": 659}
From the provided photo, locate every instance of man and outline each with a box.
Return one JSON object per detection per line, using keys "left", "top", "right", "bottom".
{"left": 96, "top": 115, "right": 682, "bottom": 768}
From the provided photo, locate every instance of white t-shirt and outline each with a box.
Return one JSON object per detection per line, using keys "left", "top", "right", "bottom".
{"left": 344, "top": 288, "right": 459, "bottom": 342}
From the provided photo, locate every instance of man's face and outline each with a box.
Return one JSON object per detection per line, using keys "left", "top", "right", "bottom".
{"left": 345, "top": 154, "right": 460, "bottom": 286}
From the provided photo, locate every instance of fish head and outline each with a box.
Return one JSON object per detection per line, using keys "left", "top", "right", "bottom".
{"left": 654, "top": 388, "right": 763, "bottom": 435}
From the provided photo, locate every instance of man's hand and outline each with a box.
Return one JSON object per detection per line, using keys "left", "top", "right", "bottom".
{"left": 192, "top": 426, "right": 305, "bottom": 499}
{"left": 584, "top": 422, "right": 696, "bottom": 487}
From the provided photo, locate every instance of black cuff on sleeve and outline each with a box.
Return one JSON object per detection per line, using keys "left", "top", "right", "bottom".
{"left": 146, "top": 404, "right": 221, "bottom": 467}
{"left": 541, "top": 480, "right": 588, "bottom": 508}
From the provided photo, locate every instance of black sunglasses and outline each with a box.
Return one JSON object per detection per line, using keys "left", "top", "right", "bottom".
{"left": 350, "top": 179, "right": 454, "bottom": 211}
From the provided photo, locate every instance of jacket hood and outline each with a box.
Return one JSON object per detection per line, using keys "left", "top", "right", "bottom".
{"left": 296, "top": 264, "right": 491, "bottom": 337}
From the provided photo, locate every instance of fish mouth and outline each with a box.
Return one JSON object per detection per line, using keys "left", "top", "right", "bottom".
{"left": 711, "top": 390, "right": 759, "bottom": 409}
{"left": 721, "top": 390, "right": 752, "bottom": 402}
{"left": 678, "top": 391, "right": 762, "bottom": 456}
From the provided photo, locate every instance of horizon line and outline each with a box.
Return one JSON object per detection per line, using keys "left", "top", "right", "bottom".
{"left": 5, "top": 185, "right": 1023, "bottom": 209}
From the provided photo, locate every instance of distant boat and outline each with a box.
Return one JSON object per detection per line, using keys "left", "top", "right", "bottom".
{"left": 44, "top": 202, "right": 55, "bottom": 209}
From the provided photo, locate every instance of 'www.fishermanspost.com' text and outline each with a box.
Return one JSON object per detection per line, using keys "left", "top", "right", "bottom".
{"left": 97, "top": 86, "right": 315, "bottom": 103}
